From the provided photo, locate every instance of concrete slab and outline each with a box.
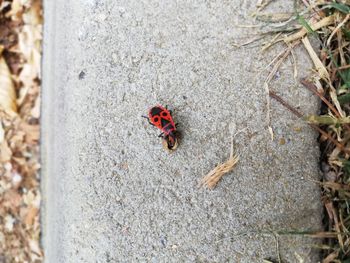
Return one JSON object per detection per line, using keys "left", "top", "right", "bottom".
{"left": 41, "top": 0, "right": 323, "bottom": 262}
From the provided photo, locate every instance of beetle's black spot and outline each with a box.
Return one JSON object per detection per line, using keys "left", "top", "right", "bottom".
{"left": 150, "top": 107, "right": 162, "bottom": 116}
{"left": 162, "top": 112, "right": 167, "bottom": 117}
{"left": 78, "top": 70, "right": 86, "bottom": 80}
{"left": 153, "top": 117, "right": 159, "bottom": 123}
{"left": 161, "top": 118, "right": 170, "bottom": 128}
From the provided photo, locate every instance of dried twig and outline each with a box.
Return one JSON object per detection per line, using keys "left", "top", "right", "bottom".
{"left": 301, "top": 79, "right": 339, "bottom": 117}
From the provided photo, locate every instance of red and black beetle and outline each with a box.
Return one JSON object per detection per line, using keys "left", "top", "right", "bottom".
{"left": 143, "top": 105, "right": 178, "bottom": 150}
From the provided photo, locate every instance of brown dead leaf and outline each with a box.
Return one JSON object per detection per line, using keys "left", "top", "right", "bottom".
{"left": 0, "top": 1, "right": 11, "bottom": 12}
{"left": 12, "top": 156, "right": 26, "bottom": 166}
{"left": 6, "top": 0, "right": 24, "bottom": 21}
{"left": 0, "top": 140, "right": 12, "bottom": 162}
{"left": 3, "top": 189, "right": 22, "bottom": 209}
{"left": 0, "top": 19, "right": 20, "bottom": 50}
{"left": 24, "top": 206, "right": 38, "bottom": 226}
{"left": 0, "top": 122, "right": 5, "bottom": 143}
{"left": 18, "top": 1, "right": 42, "bottom": 86}
{"left": 23, "top": 0, "right": 42, "bottom": 26}
{"left": 0, "top": 46, "right": 17, "bottom": 114}
{"left": 30, "top": 95, "right": 40, "bottom": 118}
{"left": 19, "top": 122, "right": 39, "bottom": 144}
{"left": 0, "top": 0, "right": 43, "bottom": 261}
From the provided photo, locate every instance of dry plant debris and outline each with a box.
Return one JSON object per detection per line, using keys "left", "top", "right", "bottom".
{"left": 200, "top": 142, "right": 239, "bottom": 189}
{"left": 200, "top": 153, "right": 239, "bottom": 189}
{"left": 251, "top": 0, "right": 350, "bottom": 261}
{"left": 0, "top": 0, "right": 42, "bottom": 262}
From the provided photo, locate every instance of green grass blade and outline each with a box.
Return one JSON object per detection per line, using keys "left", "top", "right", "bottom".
{"left": 338, "top": 93, "right": 350, "bottom": 105}
{"left": 296, "top": 14, "right": 315, "bottom": 34}
{"left": 329, "top": 2, "right": 350, "bottom": 14}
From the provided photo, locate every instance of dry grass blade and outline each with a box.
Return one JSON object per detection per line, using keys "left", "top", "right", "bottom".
{"left": 256, "top": 13, "right": 293, "bottom": 23}
{"left": 301, "top": 36, "right": 330, "bottom": 80}
{"left": 322, "top": 250, "right": 339, "bottom": 263}
{"left": 258, "top": 1, "right": 350, "bottom": 261}
{"left": 200, "top": 153, "right": 239, "bottom": 189}
{"left": 0, "top": 47, "right": 17, "bottom": 114}
{"left": 301, "top": 79, "right": 340, "bottom": 118}
{"left": 265, "top": 42, "right": 299, "bottom": 83}
{"left": 306, "top": 232, "right": 339, "bottom": 239}
{"left": 284, "top": 15, "right": 335, "bottom": 43}
{"left": 326, "top": 14, "right": 350, "bottom": 46}
{"left": 261, "top": 32, "right": 283, "bottom": 52}
{"left": 322, "top": 181, "right": 350, "bottom": 192}
{"left": 256, "top": 0, "right": 274, "bottom": 12}
{"left": 325, "top": 201, "right": 344, "bottom": 250}
{"left": 301, "top": 37, "right": 344, "bottom": 117}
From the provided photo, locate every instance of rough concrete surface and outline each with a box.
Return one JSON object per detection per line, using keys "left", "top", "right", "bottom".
{"left": 41, "top": 0, "right": 323, "bottom": 262}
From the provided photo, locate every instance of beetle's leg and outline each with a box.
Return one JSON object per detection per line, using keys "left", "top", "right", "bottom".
{"left": 142, "top": 115, "right": 154, "bottom": 126}
{"left": 158, "top": 132, "right": 164, "bottom": 138}
{"left": 164, "top": 105, "right": 173, "bottom": 115}
{"left": 175, "top": 123, "right": 180, "bottom": 128}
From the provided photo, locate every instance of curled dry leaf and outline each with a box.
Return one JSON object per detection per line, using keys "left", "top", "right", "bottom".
{"left": 18, "top": 0, "right": 42, "bottom": 86}
{"left": 0, "top": 2, "right": 11, "bottom": 12}
{"left": 0, "top": 47, "right": 17, "bottom": 115}
{"left": 6, "top": 0, "right": 24, "bottom": 21}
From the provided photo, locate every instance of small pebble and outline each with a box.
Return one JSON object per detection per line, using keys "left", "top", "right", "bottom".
{"left": 78, "top": 71, "right": 86, "bottom": 80}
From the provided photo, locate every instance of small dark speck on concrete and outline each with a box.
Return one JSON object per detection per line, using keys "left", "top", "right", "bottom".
{"left": 183, "top": 95, "right": 187, "bottom": 100}
{"left": 78, "top": 70, "right": 86, "bottom": 80}
{"left": 105, "top": 252, "right": 112, "bottom": 262}
{"left": 160, "top": 236, "right": 167, "bottom": 248}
